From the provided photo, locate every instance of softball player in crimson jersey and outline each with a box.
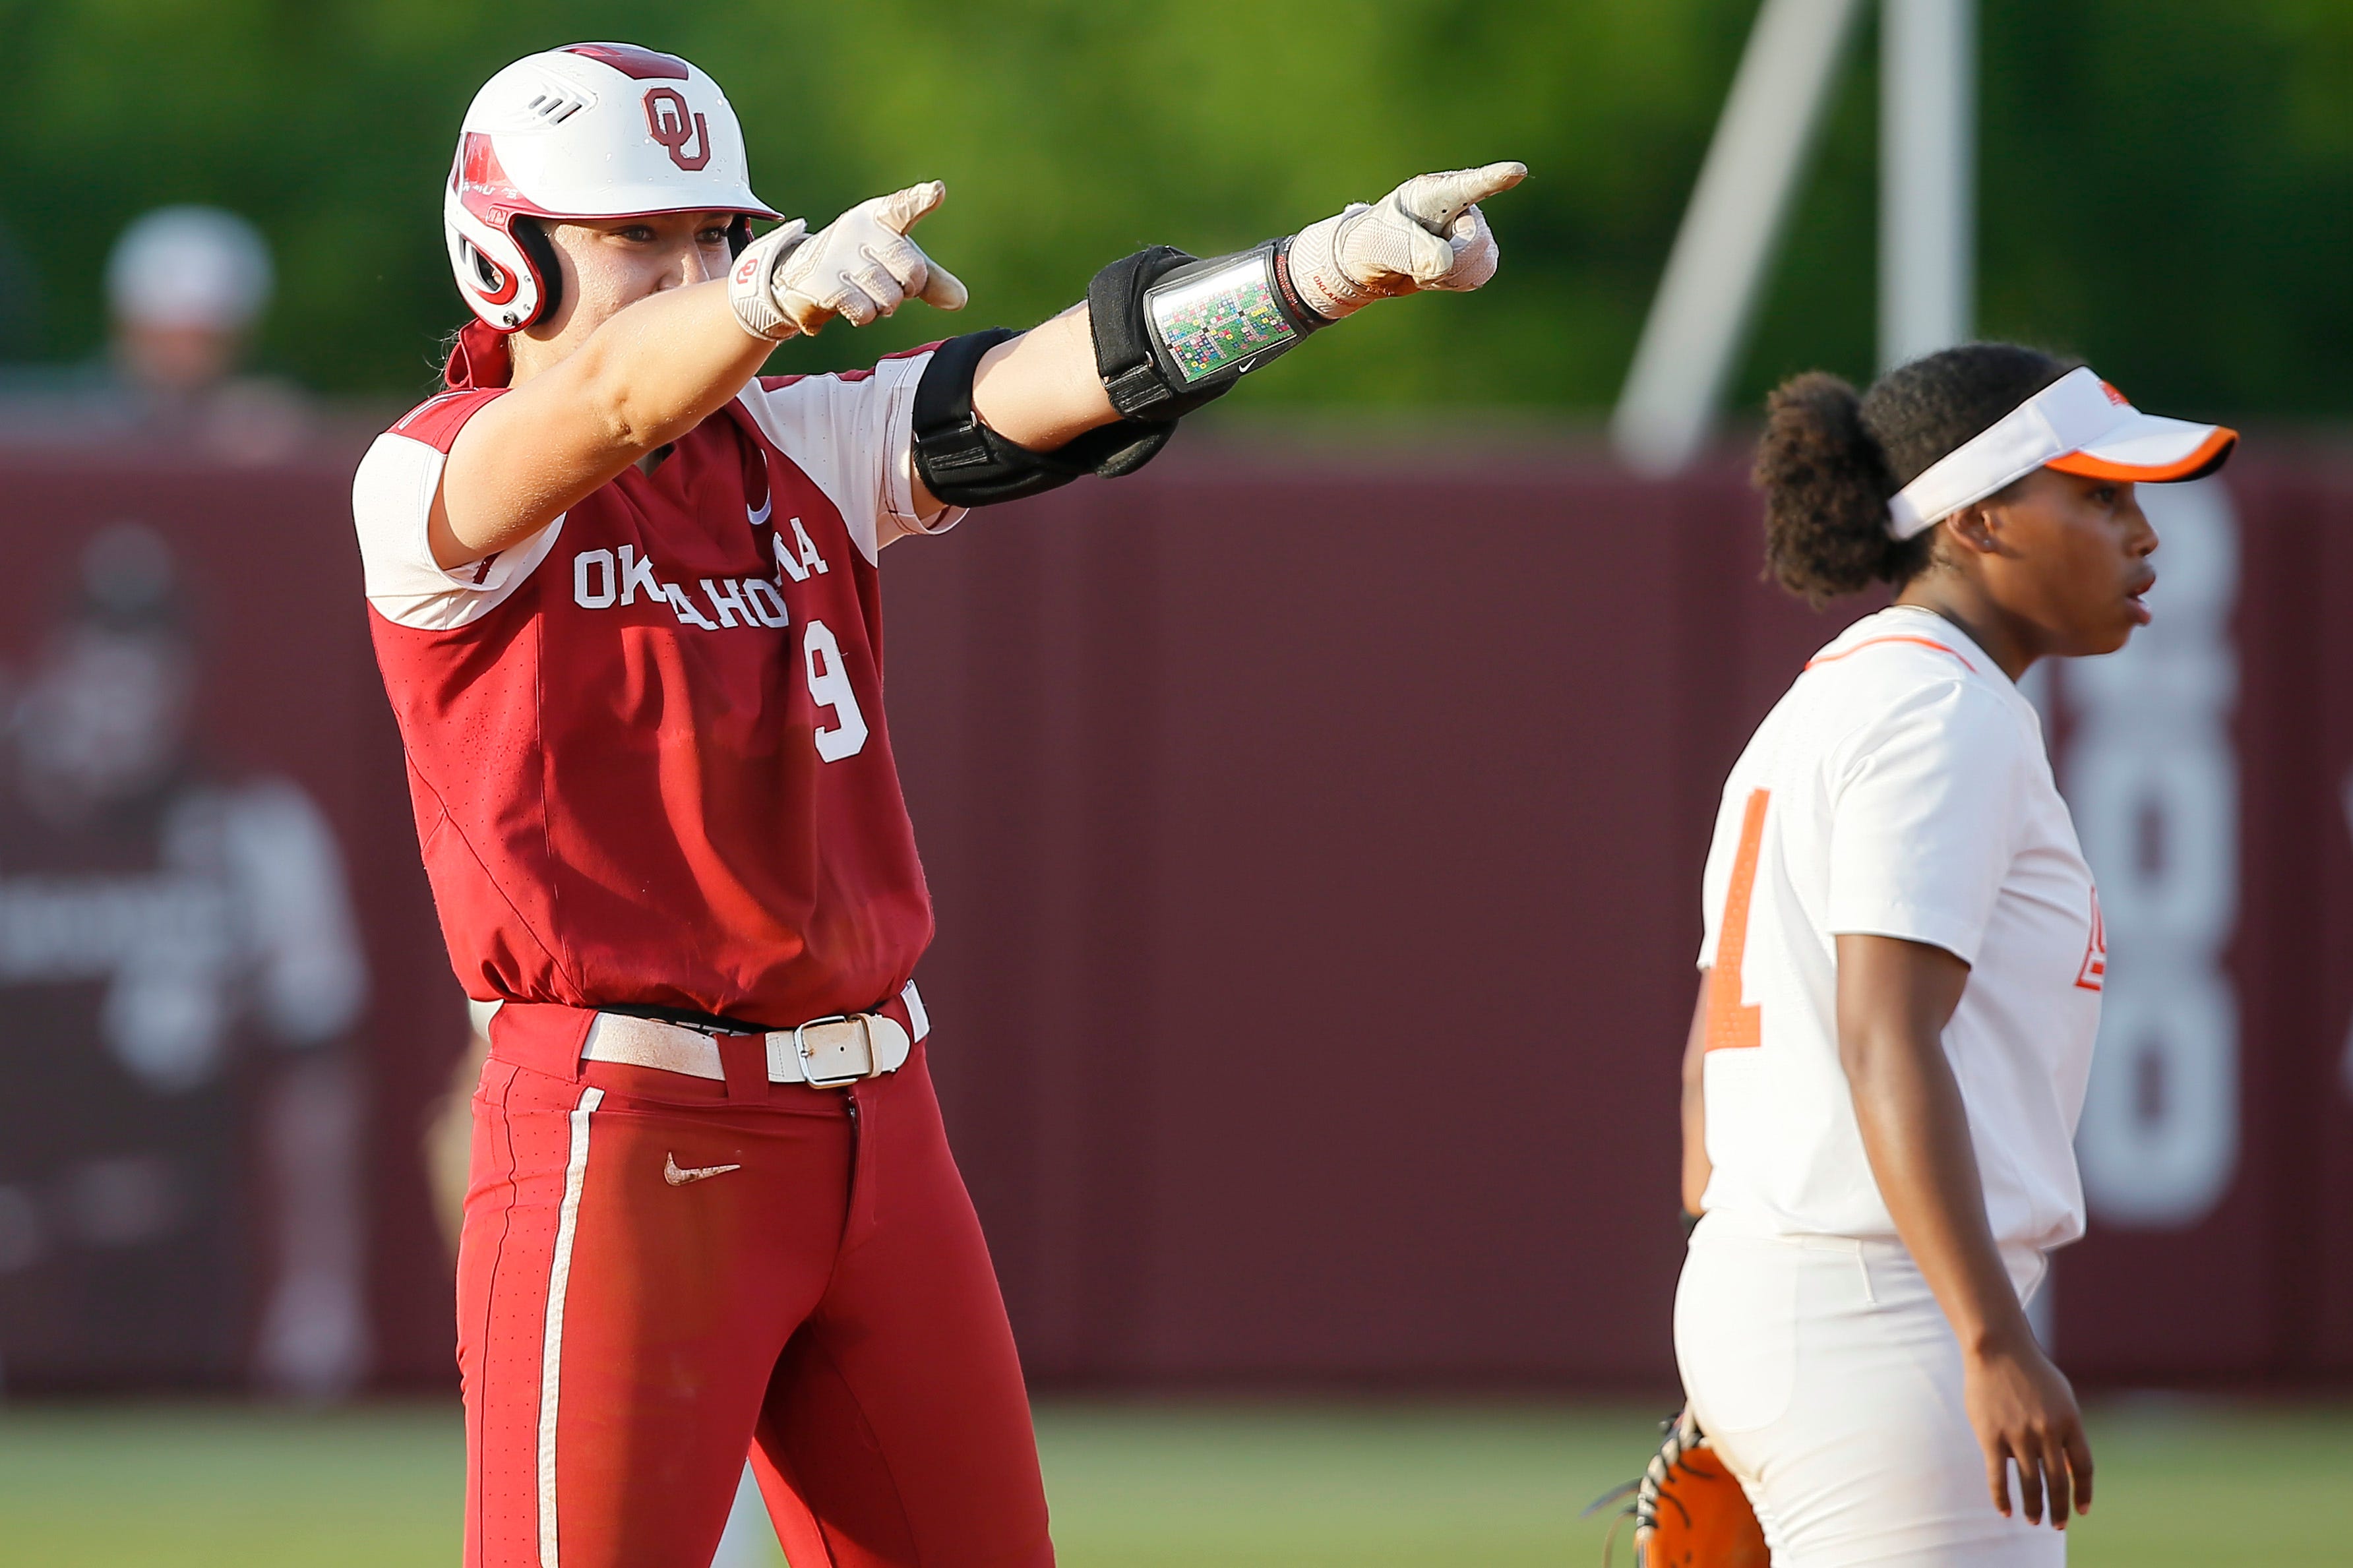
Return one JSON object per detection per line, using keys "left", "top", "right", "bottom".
{"left": 1673, "top": 345, "right": 2236, "bottom": 1566}
{"left": 355, "top": 41, "right": 1522, "bottom": 1568}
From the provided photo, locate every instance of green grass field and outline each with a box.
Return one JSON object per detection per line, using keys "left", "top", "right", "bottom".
{"left": 1, "top": 1398, "right": 2346, "bottom": 1565}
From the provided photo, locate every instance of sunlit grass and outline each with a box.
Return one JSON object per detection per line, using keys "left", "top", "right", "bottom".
{"left": 0, "top": 1397, "right": 2344, "bottom": 1567}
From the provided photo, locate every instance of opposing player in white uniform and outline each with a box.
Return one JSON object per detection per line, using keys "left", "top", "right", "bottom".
{"left": 1675, "top": 345, "right": 2236, "bottom": 1566}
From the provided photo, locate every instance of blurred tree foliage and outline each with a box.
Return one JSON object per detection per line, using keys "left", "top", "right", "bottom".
{"left": 0, "top": 0, "right": 2348, "bottom": 421}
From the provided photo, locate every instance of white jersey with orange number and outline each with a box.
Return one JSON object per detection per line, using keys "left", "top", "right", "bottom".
{"left": 1694, "top": 605, "right": 2104, "bottom": 1255}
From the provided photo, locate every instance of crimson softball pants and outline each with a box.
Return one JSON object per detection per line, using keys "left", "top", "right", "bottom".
{"left": 457, "top": 1015, "right": 1054, "bottom": 1568}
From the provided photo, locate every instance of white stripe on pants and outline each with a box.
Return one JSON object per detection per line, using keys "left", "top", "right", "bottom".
{"left": 1673, "top": 1214, "right": 2064, "bottom": 1568}
{"left": 537, "top": 1085, "right": 604, "bottom": 1568}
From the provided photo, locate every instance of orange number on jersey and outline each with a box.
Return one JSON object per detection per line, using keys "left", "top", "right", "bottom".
{"left": 1705, "top": 789, "right": 1769, "bottom": 1052}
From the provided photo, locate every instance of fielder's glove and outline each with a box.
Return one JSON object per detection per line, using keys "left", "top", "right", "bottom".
{"left": 1285, "top": 161, "right": 1525, "bottom": 322}
{"left": 1585, "top": 1406, "right": 1768, "bottom": 1568}
{"left": 730, "top": 181, "right": 970, "bottom": 341}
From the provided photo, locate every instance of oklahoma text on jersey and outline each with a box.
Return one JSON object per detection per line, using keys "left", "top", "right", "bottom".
{"left": 354, "top": 330, "right": 956, "bottom": 1028}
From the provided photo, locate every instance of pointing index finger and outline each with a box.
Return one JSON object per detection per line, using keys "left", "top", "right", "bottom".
{"left": 876, "top": 180, "right": 947, "bottom": 235}
{"left": 1397, "top": 160, "right": 1528, "bottom": 231}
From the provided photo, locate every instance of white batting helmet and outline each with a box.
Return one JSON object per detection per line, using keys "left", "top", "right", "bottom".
{"left": 444, "top": 42, "right": 781, "bottom": 332}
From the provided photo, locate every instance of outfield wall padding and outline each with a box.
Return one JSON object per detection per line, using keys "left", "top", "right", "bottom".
{"left": 0, "top": 440, "right": 2344, "bottom": 1393}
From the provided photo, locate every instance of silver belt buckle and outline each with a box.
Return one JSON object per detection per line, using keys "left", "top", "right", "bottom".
{"left": 792, "top": 1013, "right": 874, "bottom": 1089}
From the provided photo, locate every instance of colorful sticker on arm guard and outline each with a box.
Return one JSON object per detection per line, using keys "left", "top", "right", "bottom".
{"left": 1147, "top": 254, "right": 1298, "bottom": 384}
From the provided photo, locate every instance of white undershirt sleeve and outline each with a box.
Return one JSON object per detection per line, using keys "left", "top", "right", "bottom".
{"left": 735, "top": 350, "right": 965, "bottom": 565}
{"left": 352, "top": 431, "right": 563, "bottom": 631}
{"left": 1823, "top": 680, "right": 2025, "bottom": 967}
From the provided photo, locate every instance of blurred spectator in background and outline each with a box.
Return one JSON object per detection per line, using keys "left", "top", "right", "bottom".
{"left": 0, "top": 206, "right": 309, "bottom": 462}
{"left": 0, "top": 524, "right": 369, "bottom": 1399}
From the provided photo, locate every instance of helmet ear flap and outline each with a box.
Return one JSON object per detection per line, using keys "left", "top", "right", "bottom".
{"left": 462, "top": 238, "right": 505, "bottom": 297}
{"left": 443, "top": 187, "right": 541, "bottom": 332}
{"left": 727, "top": 215, "right": 754, "bottom": 257}
{"left": 510, "top": 217, "right": 563, "bottom": 326}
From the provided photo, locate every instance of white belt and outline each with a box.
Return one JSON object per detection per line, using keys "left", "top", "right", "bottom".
{"left": 580, "top": 980, "right": 928, "bottom": 1089}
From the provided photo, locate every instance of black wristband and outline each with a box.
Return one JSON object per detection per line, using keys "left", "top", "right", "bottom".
{"left": 1088, "top": 240, "right": 1322, "bottom": 422}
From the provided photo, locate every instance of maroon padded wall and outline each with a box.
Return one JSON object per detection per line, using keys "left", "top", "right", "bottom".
{"left": 881, "top": 444, "right": 2353, "bottom": 1392}
{"left": 0, "top": 438, "right": 2343, "bottom": 1393}
{"left": 2313, "top": 469, "right": 2353, "bottom": 1378}
{"left": 0, "top": 450, "right": 462, "bottom": 1390}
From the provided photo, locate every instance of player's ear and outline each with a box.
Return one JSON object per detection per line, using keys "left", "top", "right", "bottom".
{"left": 1941, "top": 502, "right": 2002, "bottom": 557}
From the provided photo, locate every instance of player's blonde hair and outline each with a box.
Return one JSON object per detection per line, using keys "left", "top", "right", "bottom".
{"left": 1754, "top": 344, "right": 2077, "bottom": 605}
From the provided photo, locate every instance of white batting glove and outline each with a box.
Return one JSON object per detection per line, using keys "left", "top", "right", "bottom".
{"left": 1286, "top": 161, "right": 1526, "bottom": 322}
{"left": 728, "top": 181, "right": 969, "bottom": 341}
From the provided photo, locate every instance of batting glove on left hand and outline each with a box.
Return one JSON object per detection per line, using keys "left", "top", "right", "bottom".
{"left": 1286, "top": 161, "right": 1526, "bottom": 322}
{"left": 729, "top": 181, "right": 969, "bottom": 341}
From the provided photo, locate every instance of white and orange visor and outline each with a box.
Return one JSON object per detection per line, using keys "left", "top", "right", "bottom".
{"left": 1885, "top": 367, "right": 2238, "bottom": 540}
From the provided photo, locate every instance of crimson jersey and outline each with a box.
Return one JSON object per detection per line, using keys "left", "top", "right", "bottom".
{"left": 354, "top": 328, "right": 960, "bottom": 1028}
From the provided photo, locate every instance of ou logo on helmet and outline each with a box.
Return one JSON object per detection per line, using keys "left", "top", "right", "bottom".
{"left": 644, "top": 88, "right": 710, "bottom": 171}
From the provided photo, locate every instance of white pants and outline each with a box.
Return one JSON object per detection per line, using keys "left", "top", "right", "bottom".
{"left": 1673, "top": 1214, "right": 2064, "bottom": 1568}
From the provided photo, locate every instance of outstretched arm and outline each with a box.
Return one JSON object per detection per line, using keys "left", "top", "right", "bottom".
{"left": 433, "top": 187, "right": 966, "bottom": 570}
{"left": 1837, "top": 933, "right": 2093, "bottom": 1532}
{"left": 430, "top": 163, "right": 1525, "bottom": 566}
{"left": 910, "top": 161, "right": 1527, "bottom": 516}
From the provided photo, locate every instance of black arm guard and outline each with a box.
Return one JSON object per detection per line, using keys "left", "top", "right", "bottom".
{"left": 1089, "top": 241, "right": 1327, "bottom": 421}
{"left": 911, "top": 328, "right": 1175, "bottom": 508}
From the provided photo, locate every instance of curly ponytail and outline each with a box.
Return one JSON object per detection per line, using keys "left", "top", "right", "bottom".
{"left": 1753, "top": 344, "right": 2077, "bottom": 605}
{"left": 1756, "top": 372, "right": 1907, "bottom": 605}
